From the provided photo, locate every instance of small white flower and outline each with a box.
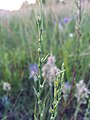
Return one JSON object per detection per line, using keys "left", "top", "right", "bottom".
{"left": 75, "top": 80, "right": 90, "bottom": 103}
{"left": 47, "top": 55, "right": 56, "bottom": 65}
{"left": 42, "top": 55, "right": 60, "bottom": 84}
{"left": 3, "top": 82, "right": 11, "bottom": 91}
{"left": 69, "top": 33, "right": 74, "bottom": 38}
{"left": 60, "top": 0, "right": 64, "bottom": 2}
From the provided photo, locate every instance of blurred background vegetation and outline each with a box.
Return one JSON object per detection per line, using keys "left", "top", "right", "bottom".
{"left": 0, "top": 0, "right": 90, "bottom": 119}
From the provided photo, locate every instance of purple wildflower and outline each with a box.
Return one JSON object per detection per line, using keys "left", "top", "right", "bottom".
{"left": 62, "top": 82, "right": 71, "bottom": 94}
{"left": 62, "top": 82, "right": 71, "bottom": 101}
{"left": 1, "top": 95, "right": 10, "bottom": 106}
{"left": 63, "top": 17, "right": 70, "bottom": 23}
{"left": 29, "top": 64, "right": 38, "bottom": 80}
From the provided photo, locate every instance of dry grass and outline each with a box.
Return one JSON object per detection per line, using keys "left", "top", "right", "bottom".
{"left": 45, "top": 0, "right": 90, "bottom": 16}
{"left": 1, "top": 1, "right": 90, "bottom": 20}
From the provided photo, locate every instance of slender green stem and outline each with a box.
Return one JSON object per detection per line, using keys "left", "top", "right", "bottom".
{"left": 50, "top": 63, "right": 65, "bottom": 120}
{"left": 34, "top": 0, "right": 44, "bottom": 120}
{"left": 38, "top": 0, "right": 43, "bottom": 86}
